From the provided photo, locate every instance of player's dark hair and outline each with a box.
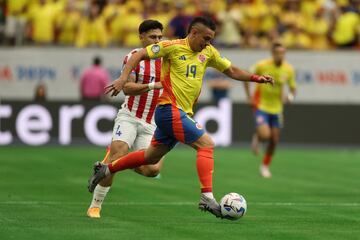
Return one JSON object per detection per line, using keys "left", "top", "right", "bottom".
{"left": 187, "top": 16, "right": 216, "bottom": 34}
{"left": 272, "top": 41, "right": 284, "bottom": 51}
{"left": 139, "top": 20, "right": 163, "bottom": 34}
{"left": 93, "top": 56, "right": 101, "bottom": 65}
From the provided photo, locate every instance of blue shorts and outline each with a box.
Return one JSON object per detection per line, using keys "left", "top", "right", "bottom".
{"left": 151, "top": 104, "right": 205, "bottom": 149}
{"left": 255, "top": 109, "right": 283, "bottom": 128}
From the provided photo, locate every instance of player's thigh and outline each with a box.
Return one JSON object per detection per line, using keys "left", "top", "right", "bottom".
{"left": 133, "top": 121, "right": 156, "bottom": 151}
{"left": 257, "top": 124, "right": 271, "bottom": 139}
{"left": 112, "top": 111, "right": 137, "bottom": 148}
{"left": 255, "top": 109, "right": 271, "bottom": 139}
{"left": 190, "top": 133, "right": 214, "bottom": 149}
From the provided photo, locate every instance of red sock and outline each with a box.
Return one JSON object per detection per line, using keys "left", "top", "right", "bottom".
{"left": 262, "top": 154, "right": 272, "bottom": 166}
{"left": 196, "top": 148, "right": 214, "bottom": 193}
{"left": 108, "top": 150, "right": 146, "bottom": 173}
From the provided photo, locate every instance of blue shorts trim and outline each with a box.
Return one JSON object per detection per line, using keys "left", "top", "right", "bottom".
{"left": 153, "top": 105, "right": 205, "bottom": 149}
{"left": 255, "top": 109, "right": 283, "bottom": 128}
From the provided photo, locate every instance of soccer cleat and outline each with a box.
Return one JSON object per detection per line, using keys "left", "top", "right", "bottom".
{"left": 87, "top": 207, "right": 101, "bottom": 218}
{"left": 251, "top": 134, "right": 260, "bottom": 155}
{"left": 88, "top": 162, "right": 108, "bottom": 193}
{"left": 260, "top": 165, "right": 272, "bottom": 178}
{"left": 198, "top": 194, "right": 222, "bottom": 218}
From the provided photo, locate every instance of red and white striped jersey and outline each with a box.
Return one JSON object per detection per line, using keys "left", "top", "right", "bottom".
{"left": 122, "top": 49, "right": 162, "bottom": 125}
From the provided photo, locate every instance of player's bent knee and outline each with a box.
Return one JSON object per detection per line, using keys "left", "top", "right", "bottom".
{"left": 258, "top": 131, "right": 271, "bottom": 141}
{"left": 193, "top": 134, "right": 215, "bottom": 149}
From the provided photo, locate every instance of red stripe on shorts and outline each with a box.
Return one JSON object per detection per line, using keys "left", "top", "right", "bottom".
{"left": 171, "top": 105, "right": 185, "bottom": 143}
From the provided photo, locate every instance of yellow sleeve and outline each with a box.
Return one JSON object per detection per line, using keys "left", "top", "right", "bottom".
{"left": 288, "top": 65, "right": 296, "bottom": 89}
{"left": 146, "top": 40, "right": 177, "bottom": 59}
{"left": 207, "top": 46, "right": 232, "bottom": 72}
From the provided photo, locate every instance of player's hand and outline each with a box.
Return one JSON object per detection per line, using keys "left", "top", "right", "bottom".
{"left": 105, "top": 79, "right": 123, "bottom": 97}
{"left": 250, "top": 74, "right": 274, "bottom": 85}
{"left": 259, "top": 75, "right": 274, "bottom": 85}
{"left": 154, "top": 82, "right": 163, "bottom": 89}
{"left": 284, "top": 93, "right": 295, "bottom": 104}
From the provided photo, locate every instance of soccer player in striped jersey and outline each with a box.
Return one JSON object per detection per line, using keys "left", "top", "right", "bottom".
{"left": 244, "top": 42, "right": 297, "bottom": 178}
{"left": 87, "top": 20, "right": 164, "bottom": 218}
{"left": 88, "top": 16, "right": 274, "bottom": 218}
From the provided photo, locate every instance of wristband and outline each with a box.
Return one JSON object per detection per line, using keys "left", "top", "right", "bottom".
{"left": 148, "top": 82, "right": 155, "bottom": 90}
{"left": 250, "top": 74, "right": 262, "bottom": 83}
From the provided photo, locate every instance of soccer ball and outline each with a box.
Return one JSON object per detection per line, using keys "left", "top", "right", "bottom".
{"left": 220, "top": 192, "right": 247, "bottom": 220}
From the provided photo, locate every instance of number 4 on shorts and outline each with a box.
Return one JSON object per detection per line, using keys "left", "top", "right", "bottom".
{"left": 115, "top": 125, "right": 122, "bottom": 136}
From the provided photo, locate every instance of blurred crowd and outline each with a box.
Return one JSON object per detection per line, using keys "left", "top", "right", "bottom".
{"left": 1, "top": 0, "right": 360, "bottom": 50}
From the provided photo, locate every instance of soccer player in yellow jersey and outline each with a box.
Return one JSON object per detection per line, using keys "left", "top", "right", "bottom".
{"left": 88, "top": 16, "right": 274, "bottom": 219}
{"left": 244, "top": 42, "right": 296, "bottom": 178}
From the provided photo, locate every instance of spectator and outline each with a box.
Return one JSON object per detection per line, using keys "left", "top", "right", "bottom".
{"left": 147, "top": 0, "right": 174, "bottom": 33}
{"left": 55, "top": 1, "right": 81, "bottom": 46}
{"left": 27, "top": 0, "right": 62, "bottom": 45}
{"left": 307, "top": 8, "right": 330, "bottom": 50}
{"left": 34, "top": 83, "right": 47, "bottom": 102}
{"left": 80, "top": 56, "right": 110, "bottom": 101}
{"left": 102, "top": 0, "right": 128, "bottom": 46}
{"left": 4, "top": 0, "right": 28, "bottom": 46}
{"left": 331, "top": 4, "right": 360, "bottom": 48}
{"left": 119, "top": 2, "right": 144, "bottom": 47}
{"left": 75, "top": 3, "right": 109, "bottom": 48}
{"left": 216, "top": 0, "right": 242, "bottom": 47}
{"left": 166, "top": 1, "right": 192, "bottom": 39}
{"left": 282, "top": 22, "right": 312, "bottom": 49}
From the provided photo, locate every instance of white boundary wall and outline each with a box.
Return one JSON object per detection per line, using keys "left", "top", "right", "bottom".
{"left": 1, "top": 48, "right": 359, "bottom": 104}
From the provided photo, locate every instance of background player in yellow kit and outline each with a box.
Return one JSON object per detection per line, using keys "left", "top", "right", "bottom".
{"left": 88, "top": 16, "right": 274, "bottom": 219}
{"left": 244, "top": 41, "right": 297, "bottom": 178}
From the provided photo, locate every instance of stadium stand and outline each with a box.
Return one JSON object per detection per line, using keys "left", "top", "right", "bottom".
{"left": 2, "top": 0, "right": 360, "bottom": 49}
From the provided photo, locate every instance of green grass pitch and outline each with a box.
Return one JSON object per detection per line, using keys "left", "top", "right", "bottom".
{"left": 1, "top": 146, "right": 359, "bottom": 240}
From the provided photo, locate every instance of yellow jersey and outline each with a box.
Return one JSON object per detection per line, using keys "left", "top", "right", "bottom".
{"left": 252, "top": 59, "right": 296, "bottom": 114}
{"left": 146, "top": 38, "right": 231, "bottom": 116}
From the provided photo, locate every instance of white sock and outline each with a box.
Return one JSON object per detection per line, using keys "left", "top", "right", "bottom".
{"left": 202, "top": 192, "right": 214, "bottom": 199}
{"left": 89, "top": 185, "right": 110, "bottom": 209}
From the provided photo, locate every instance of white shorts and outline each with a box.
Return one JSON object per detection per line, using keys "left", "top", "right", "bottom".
{"left": 112, "top": 108, "right": 156, "bottom": 150}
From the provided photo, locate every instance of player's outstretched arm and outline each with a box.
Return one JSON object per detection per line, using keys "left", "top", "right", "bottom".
{"left": 223, "top": 65, "right": 274, "bottom": 85}
{"left": 123, "top": 81, "right": 163, "bottom": 96}
{"left": 285, "top": 88, "right": 296, "bottom": 103}
{"left": 105, "top": 49, "right": 150, "bottom": 96}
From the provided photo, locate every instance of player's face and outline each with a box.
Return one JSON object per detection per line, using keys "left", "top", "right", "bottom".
{"left": 193, "top": 26, "right": 215, "bottom": 52}
{"left": 272, "top": 46, "right": 286, "bottom": 64}
{"left": 140, "top": 29, "right": 163, "bottom": 47}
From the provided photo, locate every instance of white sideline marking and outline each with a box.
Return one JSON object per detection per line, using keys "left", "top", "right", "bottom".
{"left": 0, "top": 201, "right": 359, "bottom": 207}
